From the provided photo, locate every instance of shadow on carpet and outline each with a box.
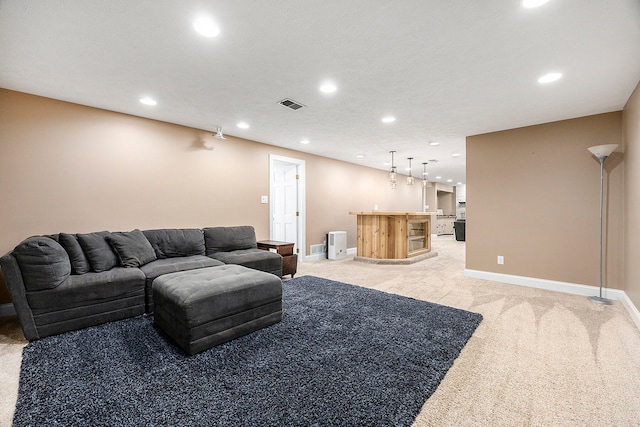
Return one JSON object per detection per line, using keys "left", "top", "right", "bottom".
{"left": 13, "top": 275, "right": 482, "bottom": 426}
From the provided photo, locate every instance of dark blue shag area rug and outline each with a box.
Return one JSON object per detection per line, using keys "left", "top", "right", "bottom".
{"left": 14, "top": 276, "right": 482, "bottom": 426}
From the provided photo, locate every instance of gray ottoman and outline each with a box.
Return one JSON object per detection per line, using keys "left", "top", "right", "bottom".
{"left": 153, "top": 265, "right": 282, "bottom": 355}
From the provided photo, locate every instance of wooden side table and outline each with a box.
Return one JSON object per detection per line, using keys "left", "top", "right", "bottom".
{"left": 257, "top": 240, "right": 298, "bottom": 278}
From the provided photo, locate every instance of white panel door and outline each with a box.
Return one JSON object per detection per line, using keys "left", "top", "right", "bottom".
{"left": 272, "top": 162, "right": 298, "bottom": 245}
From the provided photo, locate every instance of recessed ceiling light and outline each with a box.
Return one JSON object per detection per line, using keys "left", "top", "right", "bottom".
{"left": 447, "top": 179, "right": 453, "bottom": 183}
{"left": 429, "top": 142, "right": 440, "bottom": 146}
{"left": 522, "top": 0, "right": 550, "bottom": 8}
{"left": 319, "top": 82, "right": 337, "bottom": 93}
{"left": 435, "top": 176, "right": 442, "bottom": 180}
{"left": 451, "top": 153, "right": 461, "bottom": 157}
{"left": 538, "top": 72, "right": 562, "bottom": 83}
{"left": 193, "top": 16, "right": 220, "bottom": 37}
{"left": 382, "top": 116, "right": 396, "bottom": 123}
{"left": 457, "top": 182, "right": 463, "bottom": 185}
{"left": 300, "top": 139, "right": 310, "bottom": 145}
{"left": 139, "top": 96, "right": 157, "bottom": 106}
{"left": 237, "top": 122, "right": 249, "bottom": 129}
{"left": 356, "top": 154, "right": 365, "bottom": 159}
{"left": 383, "top": 162, "right": 391, "bottom": 166}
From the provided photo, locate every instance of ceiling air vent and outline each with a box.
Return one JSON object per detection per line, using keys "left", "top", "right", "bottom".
{"left": 279, "top": 98, "right": 305, "bottom": 110}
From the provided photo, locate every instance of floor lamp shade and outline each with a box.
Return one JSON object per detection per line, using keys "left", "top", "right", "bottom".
{"left": 587, "top": 143, "right": 618, "bottom": 305}
{"left": 587, "top": 144, "right": 618, "bottom": 160}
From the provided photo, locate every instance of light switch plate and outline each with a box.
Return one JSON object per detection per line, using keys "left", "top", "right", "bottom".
{"left": 261, "top": 196, "right": 268, "bottom": 204}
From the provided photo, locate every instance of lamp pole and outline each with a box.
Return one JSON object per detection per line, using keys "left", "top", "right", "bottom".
{"left": 589, "top": 155, "right": 609, "bottom": 304}
{"left": 586, "top": 144, "right": 618, "bottom": 305}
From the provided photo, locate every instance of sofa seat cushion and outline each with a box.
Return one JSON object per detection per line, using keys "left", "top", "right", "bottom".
{"left": 26, "top": 267, "right": 145, "bottom": 314}
{"left": 143, "top": 229, "right": 206, "bottom": 259}
{"left": 139, "top": 255, "right": 224, "bottom": 312}
{"left": 140, "top": 255, "right": 224, "bottom": 283}
{"left": 14, "top": 237, "right": 71, "bottom": 291}
{"left": 209, "top": 249, "right": 282, "bottom": 276}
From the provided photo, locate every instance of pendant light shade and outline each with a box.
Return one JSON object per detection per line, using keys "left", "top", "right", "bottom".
{"left": 406, "top": 157, "right": 414, "bottom": 185}
{"left": 422, "top": 162, "right": 430, "bottom": 188}
{"left": 388, "top": 151, "right": 397, "bottom": 187}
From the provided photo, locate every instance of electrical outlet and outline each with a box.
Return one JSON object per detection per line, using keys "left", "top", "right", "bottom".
{"left": 497, "top": 255, "right": 504, "bottom": 265}
{"left": 261, "top": 196, "right": 268, "bottom": 204}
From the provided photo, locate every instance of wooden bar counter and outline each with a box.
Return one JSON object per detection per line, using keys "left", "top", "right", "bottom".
{"left": 349, "top": 211, "right": 437, "bottom": 260}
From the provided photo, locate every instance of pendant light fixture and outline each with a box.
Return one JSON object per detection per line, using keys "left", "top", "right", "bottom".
{"left": 388, "top": 151, "right": 397, "bottom": 186}
{"left": 406, "top": 157, "right": 414, "bottom": 185}
{"left": 422, "top": 162, "right": 430, "bottom": 187}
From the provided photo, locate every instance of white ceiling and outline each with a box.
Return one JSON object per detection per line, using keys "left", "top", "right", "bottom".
{"left": 2, "top": 0, "right": 639, "bottom": 185}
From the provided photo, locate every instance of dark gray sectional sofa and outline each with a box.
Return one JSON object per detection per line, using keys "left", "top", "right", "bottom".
{"left": 0, "top": 225, "right": 282, "bottom": 341}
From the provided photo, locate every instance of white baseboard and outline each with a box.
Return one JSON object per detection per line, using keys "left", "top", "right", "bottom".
{"left": 464, "top": 269, "right": 640, "bottom": 331}
{"left": 618, "top": 291, "right": 640, "bottom": 331}
{"left": 301, "top": 247, "right": 356, "bottom": 262}
{"left": 0, "top": 303, "right": 16, "bottom": 317}
{"left": 302, "top": 253, "right": 323, "bottom": 262}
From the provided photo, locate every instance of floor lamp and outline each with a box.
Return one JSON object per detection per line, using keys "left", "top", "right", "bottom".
{"left": 587, "top": 144, "right": 618, "bottom": 305}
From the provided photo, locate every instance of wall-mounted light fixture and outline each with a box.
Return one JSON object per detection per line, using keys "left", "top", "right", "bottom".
{"left": 214, "top": 126, "right": 226, "bottom": 139}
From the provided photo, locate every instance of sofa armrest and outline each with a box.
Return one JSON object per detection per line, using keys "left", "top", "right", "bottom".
{"left": 0, "top": 253, "right": 39, "bottom": 340}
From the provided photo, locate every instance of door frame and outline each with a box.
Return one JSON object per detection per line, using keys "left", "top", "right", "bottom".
{"left": 269, "top": 154, "right": 306, "bottom": 260}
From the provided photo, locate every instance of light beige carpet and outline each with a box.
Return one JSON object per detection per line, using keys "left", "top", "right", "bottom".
{"left": 1, "top": 236, "right": 639, "bottom": 426}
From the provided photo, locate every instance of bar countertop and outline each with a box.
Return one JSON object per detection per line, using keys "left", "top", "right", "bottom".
{"left": 348, "top": 211, "right": 438, "bottom": 216}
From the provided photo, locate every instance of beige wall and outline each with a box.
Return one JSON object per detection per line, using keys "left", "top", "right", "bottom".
{"left": 0, "top": 89, "right": 423, "bottom": 304}
{"left": 466, "top": 112, "right": 624, "bottom": 288}
{"left": 5, "top": 86, "right": 636, "bottom": 307}
{"left": 305, "top": 156, "right": 424, "bottom": 249}
{"left": 623, "top": 81, "right": 640, "bottom": 308}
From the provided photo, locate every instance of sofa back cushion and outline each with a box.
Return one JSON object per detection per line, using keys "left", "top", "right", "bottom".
{"left": 142, "top": 229, "right": 205, "bottom": 259}
{"left": 204, "top": 226, "right": 257, "bottom": 255}
{"left": 106, "top": 229, "right": 157, "bottom": 268}
{"left": 58, "top": 233, "right": 90, "bottom": 275}
{"left": 13, "top": 237, "right": 71, "bottom": 291}
{"left": 76, "top": 231, "right": 118, "bottom": 272}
